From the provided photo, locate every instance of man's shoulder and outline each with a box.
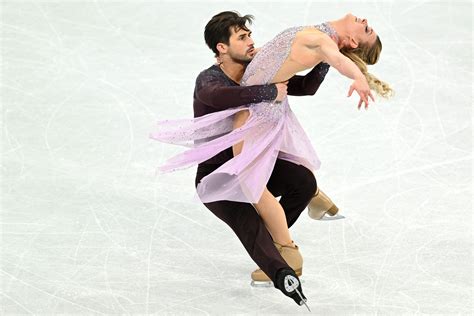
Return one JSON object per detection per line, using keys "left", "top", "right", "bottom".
{"left": 196, "top": 64, "right": 223, "bottom": 80}
{"left": 195, "top": 64, "right": 229, "bottom": 89}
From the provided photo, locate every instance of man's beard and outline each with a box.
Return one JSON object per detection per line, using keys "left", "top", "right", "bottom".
{"left": 229, "top": 52, "right": 253, "bottom": 65}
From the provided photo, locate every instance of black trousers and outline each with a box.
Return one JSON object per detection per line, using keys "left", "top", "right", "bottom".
{"left": 194, "top": 158, "right": 317, "bottom": 283}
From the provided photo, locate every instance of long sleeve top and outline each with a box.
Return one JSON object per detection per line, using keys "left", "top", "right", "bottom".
{"left": 193, "top": 62, "right": 330, "bottom": 165}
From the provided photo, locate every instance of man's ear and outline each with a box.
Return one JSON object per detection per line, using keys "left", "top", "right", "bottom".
{"left": 216, "top": 43, "right": 228, "bottom": 55}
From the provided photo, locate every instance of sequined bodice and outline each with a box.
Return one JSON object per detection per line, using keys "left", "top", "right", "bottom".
{"left": 241, "top": 22, "right": 336, "bottom": 87}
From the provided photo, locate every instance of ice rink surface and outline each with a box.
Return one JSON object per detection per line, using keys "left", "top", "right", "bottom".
{"left": 1, "top": 0, "right": 472, "bottom": 314}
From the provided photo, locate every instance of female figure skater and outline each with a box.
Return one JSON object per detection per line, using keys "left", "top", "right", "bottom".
{"left": 151, "top": 12, "right": 392, "bottom": 309}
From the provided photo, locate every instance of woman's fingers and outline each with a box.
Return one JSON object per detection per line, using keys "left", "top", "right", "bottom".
{"left": 369, "top": 91, "right": 375, "bottom": 102}
{"left": 357, "top": 90, "right": 369, "bottom": 109}
{"left": 348, "top": 86, "right": 355, "bottom": 97}
{"left": 350, "top": 83, "right": 374, "bottom": 110}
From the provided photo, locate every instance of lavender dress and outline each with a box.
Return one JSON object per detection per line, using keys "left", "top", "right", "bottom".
{"left": 150, "top": 23, "right": 336, "bottom": 204}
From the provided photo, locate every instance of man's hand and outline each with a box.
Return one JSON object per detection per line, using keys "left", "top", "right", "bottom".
{"left": 348, "top": 76, "right": 375, "bottom": 110}
{"left": 274, "top": 81, "right": 288, "bottom": 102}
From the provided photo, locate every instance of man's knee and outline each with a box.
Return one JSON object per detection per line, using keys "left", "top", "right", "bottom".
{"left": 295, "top": 165, "right": 317, "bottom": 198}
{"left": 233, "top": 203, "right": 263, "bottom": 234}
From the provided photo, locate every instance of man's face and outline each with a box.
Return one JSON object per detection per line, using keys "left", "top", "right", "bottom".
{"left": 224, "top": 26, "right": 255, "bottom": 62}
{"left": 344, "top": 13, "right": 377, "bottom": 48}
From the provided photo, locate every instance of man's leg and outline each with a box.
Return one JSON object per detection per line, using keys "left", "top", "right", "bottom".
{"left": 195, "top": 164, "right": 288, "bottom": 284}
{"left": 267, "top": 159, "right": 317, "bottom": 228}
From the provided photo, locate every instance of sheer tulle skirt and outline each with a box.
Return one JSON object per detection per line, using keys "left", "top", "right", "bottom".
{"left": 149, "top": 99, "right": 321, "bottom": 203}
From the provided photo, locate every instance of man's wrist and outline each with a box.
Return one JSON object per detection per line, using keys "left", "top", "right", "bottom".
{"left": 267, "top": 83, "right": 278, "bottom": 101}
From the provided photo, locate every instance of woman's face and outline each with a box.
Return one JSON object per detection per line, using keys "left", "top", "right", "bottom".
{"left": 344, "top": 13, "right": 377, "bottom": 48}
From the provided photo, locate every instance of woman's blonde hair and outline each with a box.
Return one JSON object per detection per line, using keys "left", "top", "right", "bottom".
{"left": 340, "top": 36, "right": 393, "bottom": 98}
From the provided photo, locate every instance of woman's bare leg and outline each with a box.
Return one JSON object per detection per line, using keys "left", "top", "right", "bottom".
{"left": 253, "top": 187, "right": 294, "bottom": 247}
{"left": 232, "top": 110, "right": 295, "bottom": 248}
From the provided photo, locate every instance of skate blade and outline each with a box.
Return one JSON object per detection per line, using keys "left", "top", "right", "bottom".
{"left": 250, "top": 278, "right": 305, "bottom": 288}
{"left": 319, "top": 214, "right": 345, "bottom": 221}
{"left": 250, "top": 280, "right": 273, "bottom": 288}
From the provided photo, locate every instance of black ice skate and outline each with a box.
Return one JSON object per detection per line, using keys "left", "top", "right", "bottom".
{"left": 274, "top": 268, "right": 311, "bottom": 311}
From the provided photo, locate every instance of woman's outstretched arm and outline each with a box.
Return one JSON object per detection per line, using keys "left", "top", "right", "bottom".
{"left": 317, "top": 36, "right": 375, "bottom": 108}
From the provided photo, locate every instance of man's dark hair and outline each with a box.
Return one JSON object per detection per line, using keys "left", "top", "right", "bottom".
{"left": 204, "top": 11, "right": 254, "bottom": 57}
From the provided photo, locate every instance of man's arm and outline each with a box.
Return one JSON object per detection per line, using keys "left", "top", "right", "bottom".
{"left": 195, "top": 71, "right": 277, "bottom": 110}
{"left": 286, "top": 62, "right": 330, "bottom": 96}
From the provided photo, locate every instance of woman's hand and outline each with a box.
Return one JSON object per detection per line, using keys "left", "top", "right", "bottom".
{"left": 348, "top": 76, "right": 375, "bottom": 110}
{"left": 274, "top": 80, "right": 288, "bottom": 103}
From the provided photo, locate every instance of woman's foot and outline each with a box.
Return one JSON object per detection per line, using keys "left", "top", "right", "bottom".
{"left": 308, "top": 187, "right": 339, "bottom": 220}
